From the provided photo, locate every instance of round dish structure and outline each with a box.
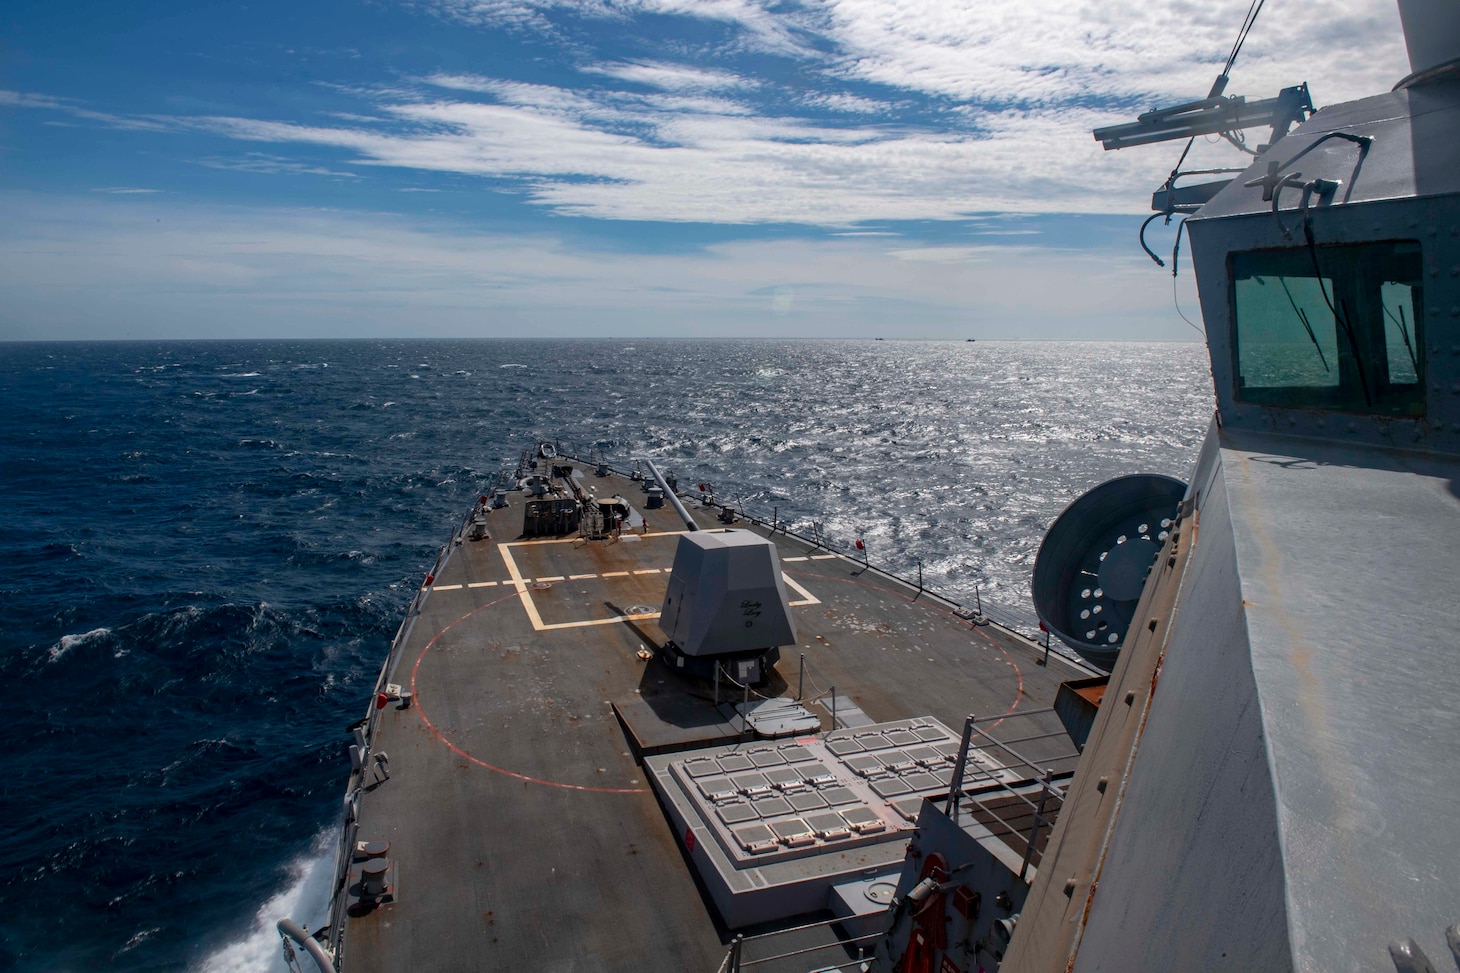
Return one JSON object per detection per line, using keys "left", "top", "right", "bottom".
{"left": 1032, "top": 474, "right": 1187, "bottom": 670}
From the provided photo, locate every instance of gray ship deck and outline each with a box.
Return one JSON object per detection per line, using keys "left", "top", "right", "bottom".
{"left": 338, "top": 466, "right": 1089, "bottom": 973}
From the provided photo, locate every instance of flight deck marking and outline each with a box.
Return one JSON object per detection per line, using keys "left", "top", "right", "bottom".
{"left": 496, "top": 530, "right": 823, "bottom": 630}
{"left": 429, "top": 583, "right": 463, "bottom": 590}
{"left": 409, "top": 594, "right": 648, "bottom": 794}
{"left": 810, "top": 554, "right": 839, "bottom": 560}
{"left": 782, "top": 574, "right": 821, "bottom": 607}
{"left": 467, "top": 581, "right": 498, "bottom": 588}
{"left": 497, "top": 543, "right": 547, "bottom": 631}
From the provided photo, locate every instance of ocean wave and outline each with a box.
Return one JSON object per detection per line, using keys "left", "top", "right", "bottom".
{"left": 0, "top": 337, "right": 1211, "bottom": 972}
{"left": 48, "top": 627, "right": 111, "bottom": 663}
{"left": 196, "top": 829, "right": 335, "bottom": 973}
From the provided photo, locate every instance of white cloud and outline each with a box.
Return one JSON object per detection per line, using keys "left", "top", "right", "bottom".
{"left": 428, "top": 0, "right": 813, "bottom": 55}
{"left": 810, "top": 0, "right": 1406, "bottom": 108}
{"left": 1, "top": 0, "right": 1413, "bottom": 228}
{"left": 157, "top": 90, "right": 1189, "bottom": 224}
{"left": 193, "top": 153, "right": 361, "bottom": 178}
{"left": 0, "top": 192, "right": 1200, "bottom": 340}
{"left": 584, "top": 60, "right": 753, "bottom": 92}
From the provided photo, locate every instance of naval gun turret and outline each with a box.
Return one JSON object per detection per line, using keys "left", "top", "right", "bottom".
{"left": 632, "top": 457, "right": 797, "bottom": 684}
{"left": 658, "top": 529, "right": 796, "bottom": 685}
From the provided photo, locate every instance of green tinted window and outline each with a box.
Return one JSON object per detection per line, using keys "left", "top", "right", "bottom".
{"left": 1231, "top": 241, "right": 1424, "bottom": 416}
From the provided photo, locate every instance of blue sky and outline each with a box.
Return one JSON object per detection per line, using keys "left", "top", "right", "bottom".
{"left": 0, "top": 0, "right": 1409, "bottom": 340}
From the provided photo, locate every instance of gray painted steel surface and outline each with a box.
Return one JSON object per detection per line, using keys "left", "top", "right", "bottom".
{"left": 1031, "top": 474, "right": 1186, "bottom": 670}
{"left": 660, "top": 529, "right": 797, "bottom": 658}
{"left": 330, "top": 468, "right": 1083, "bottom": 973}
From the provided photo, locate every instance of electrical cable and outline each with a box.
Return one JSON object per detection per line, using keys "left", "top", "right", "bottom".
{"left": 1173, "top": 275, "right": 1205, "bottom": 336}
{"left": 1225, "top": 0, "right": 1267, "bottom": 75}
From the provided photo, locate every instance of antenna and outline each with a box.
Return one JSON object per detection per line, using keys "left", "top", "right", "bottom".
{"left": 1093, "top": 84, "right": 1312, "bottom": 152}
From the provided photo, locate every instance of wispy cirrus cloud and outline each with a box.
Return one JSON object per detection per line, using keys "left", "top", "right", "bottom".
{"left": 426, "top": 0, "right": 815, "bottom": 56}
{"left": 421, "top": 0, "right": 1407, "bottom": 108}
{"left": 0, "top": 88, "right": 171, "bottom": 131}
{"left": 583, "top": 60, "right": 754, "bottom": 92}
{"left": 808, "top": 0, "right": 1406, "bottom": 108}
{"left": 193, "top": 153, "right": 361, "bottom": 178}
{"left": 0, "top": 0, "right": 1411, "bottom": 230}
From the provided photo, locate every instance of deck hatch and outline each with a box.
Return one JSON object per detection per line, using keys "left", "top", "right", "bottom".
{"left": 697, "top": 777, "right": 737, "bottom": 800}
{"left": 717, "top": 803, "right": 758, "bottom": 825}
{"left": 751, "top": 796, "right": 792, "bottom": 818}
{"left": 788, "top": 792, "right": 829, "bottom": 812}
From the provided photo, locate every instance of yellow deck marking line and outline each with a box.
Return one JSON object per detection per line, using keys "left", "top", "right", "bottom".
{"left": 569, "top": 574, "right": 597, "bottom": 580}
{"left": 467, "top": 581, "right": 498, "bottom": 588}
{"left": 810, "top": 554, "right": 838, "bottom": 560}
{"left": 537, "top": 575, "right": 566, "bottom": 582}
{"left": 498, "top": 543, "right": 547, "bottom": 631}
{"left": 782, "top": 556, "right": 809, "bottom": 562}
{"left": 601, "top": 571, "right": 630, "bottom": 578}
{"left": 782, "top": 573, "right": 821, "bottom": 607}
{"left": 633, "top": 568, "right": 661, "bottom": 575}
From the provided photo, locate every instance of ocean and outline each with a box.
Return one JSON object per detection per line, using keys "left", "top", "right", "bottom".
{"left": 0, "top": 338, "right": 1211, "bottom": 972}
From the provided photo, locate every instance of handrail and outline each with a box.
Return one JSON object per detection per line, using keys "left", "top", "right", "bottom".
{"left": 941, "top": 709, "right": 1079, "bottom": 878}
{"left": 716, "top": 920, "right": 883, "bottom": 973}
{"left": 308, "top": 505, "right": 477, "bottom": 969}
{"left": 556, "top": 449, "right": 1089, "bottom": 671}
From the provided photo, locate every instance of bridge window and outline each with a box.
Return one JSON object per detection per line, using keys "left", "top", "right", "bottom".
{"left": 1231, "top": 241, "right": 1424, "bottom": 416}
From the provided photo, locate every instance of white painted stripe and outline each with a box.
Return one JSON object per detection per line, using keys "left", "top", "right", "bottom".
{"left": 633, "top": 568, "right": 661, "bottom": 575}
{"left": 810, "top": 554, "right": 838, "bottom": 560}
{"left": 430, "top": 583, "right": 463, "bottom": 591}
{"left": 782, "top": 573, "right": 821, "bottom": 607}
{"left": 782, "top": 556, "right": 809, "bottom": 562}
{"left": 536, "top": 576, "right": 566, "bottom": 583}
{"left": 569, "top": 574, "right": 597, "bottom": 581}
{"left": 467, "top": 581, "right": 498, "bottom": 588}
{"left": 536, "top": 611, "right": 661, "bottom": 631}
{"left": 497, "top": 543, "right": 545, "bottom": 631}
{"left": 601, "top": 571, "right": 630, "bottom": 578}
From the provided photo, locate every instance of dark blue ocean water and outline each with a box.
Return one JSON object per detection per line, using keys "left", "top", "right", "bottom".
{"left": 0, "top": 339, "right": 1211, "bottom": 972}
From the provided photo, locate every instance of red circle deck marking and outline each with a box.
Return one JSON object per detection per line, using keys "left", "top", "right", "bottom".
{"left": 410, "top": 594, "right": 649, "bottom": 794}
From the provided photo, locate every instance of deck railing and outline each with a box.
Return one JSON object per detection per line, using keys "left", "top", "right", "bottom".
{"left": 313, "top": 450, "right": 1092, "bottom": 968}
{"left": 715, "top": 914, "right": 883, "bottom": 973}
{"left": 943, "top": 709, "right": 1079, "bottom": 878}
{"left": 555, "top": 447, "right": 1067, "bottom": 661}
{"left": 318, "top": 506, "right": 475, "bottom": 968}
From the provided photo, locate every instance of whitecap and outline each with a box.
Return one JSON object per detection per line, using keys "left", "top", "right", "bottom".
{"left": 117, "top": 926, "right": 162, "bottom": 954}
{"left": 499, "top": 363, "right": 527, "bottom": 369}
{"left": 48, "top": 627, "right": 110, "bottom": 663}
{"left": 197, "top": 829, "right": 335, "bottom": 973}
